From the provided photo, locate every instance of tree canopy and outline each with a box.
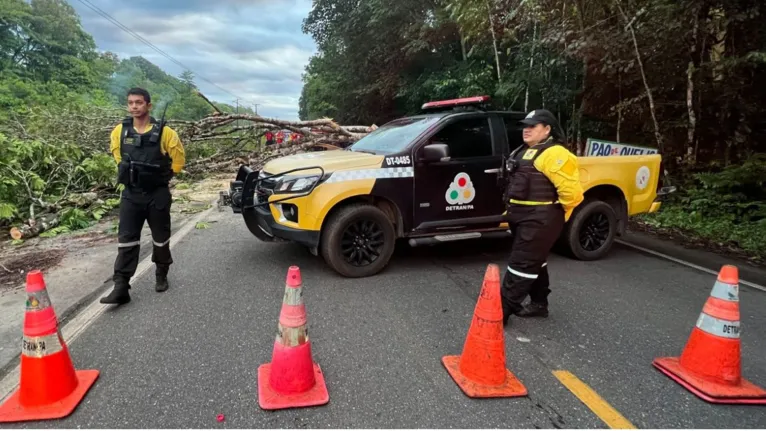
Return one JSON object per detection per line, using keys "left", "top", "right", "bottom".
{"left": 298, "top": 0, "right": 766, "bottom": 169}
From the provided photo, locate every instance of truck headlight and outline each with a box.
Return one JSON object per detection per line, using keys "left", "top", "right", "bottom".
{"left": 274, "top": 174, "right": 321, "bottom": 193}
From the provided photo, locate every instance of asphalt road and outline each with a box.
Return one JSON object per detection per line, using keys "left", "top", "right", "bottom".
{"left": 4, "top": 211, "right": 766, "bottom": 429}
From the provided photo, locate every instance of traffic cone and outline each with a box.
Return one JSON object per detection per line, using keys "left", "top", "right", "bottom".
{"left": 442, "top": 264, "right": 528, "bottom": 398}
{"left": 257, "top": 265, "right": 329, "bottom": 410}
{"left": 653, "top": 265, "right": 766, "bottom": 405}
{"left": 0, "top": 270, "right": 99, "bottom": 423}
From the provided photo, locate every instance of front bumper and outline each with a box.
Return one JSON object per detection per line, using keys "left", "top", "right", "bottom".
{"left": 243, "top": 204, "right": 320, "bottom": 248}
{"left": 220, "top": 165, "right": 322, "bottom": 249}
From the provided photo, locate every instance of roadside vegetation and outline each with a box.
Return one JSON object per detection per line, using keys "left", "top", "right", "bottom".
{"left": 298, "top": 0, "right": 766, "bottom": 262}
{"left": 1, "top": 0, "right": 764, "bottom": 262}
{"left": 0, "top": 0, "right": 254, "bottom": 243}
{"left": 635, "top": 155, "right": 766, "bottom": 262}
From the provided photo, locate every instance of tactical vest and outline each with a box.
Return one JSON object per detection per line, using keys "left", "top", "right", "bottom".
{"left": 117, "top": 116, "right": 173, "bottom": 190}
{"left": 504, "top": 138, "right": 560, "bottom": 205}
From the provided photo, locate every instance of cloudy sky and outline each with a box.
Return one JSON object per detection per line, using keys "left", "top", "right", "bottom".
{"left": 69, "top": 0, "right": 317, "bottom": 120}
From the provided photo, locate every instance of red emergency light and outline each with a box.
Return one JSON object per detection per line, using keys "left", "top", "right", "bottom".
{"left": 421, "top": 96, "right": 491, "bottom": 110}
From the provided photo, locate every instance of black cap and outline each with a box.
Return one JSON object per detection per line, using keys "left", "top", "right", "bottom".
{"left": 519, "top": 109, "right": 558, "bottom": 127}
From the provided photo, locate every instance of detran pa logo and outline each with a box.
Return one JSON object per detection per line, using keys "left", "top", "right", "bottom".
{"left": 445, "top": 172, "right": 475, "bottom": 211}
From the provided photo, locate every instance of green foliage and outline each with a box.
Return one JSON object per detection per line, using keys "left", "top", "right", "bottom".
{"left": 639, "top": 154, "right": 766, "bottom": 258}
{"left": 0, "top": 0, "right": 254, "bottom": 233}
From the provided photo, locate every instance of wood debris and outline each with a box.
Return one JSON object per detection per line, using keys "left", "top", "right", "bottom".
{"left": 5, "top": 91, "right": 379, "bottom": 240}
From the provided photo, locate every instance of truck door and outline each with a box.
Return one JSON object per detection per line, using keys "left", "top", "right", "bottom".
{"left": 412, "top": 115, "right": 506, "bottom": 234}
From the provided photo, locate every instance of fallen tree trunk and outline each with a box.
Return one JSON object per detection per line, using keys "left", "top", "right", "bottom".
{"left": 10, "top": 215, "right": 60, "bottom": 240}
{"left": 63, "top": 192, "right": 99, "bottom": 208}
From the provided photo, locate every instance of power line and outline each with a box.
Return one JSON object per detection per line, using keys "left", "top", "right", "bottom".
{"left": 74, "top": 0, "right": 258, "bottom": 107}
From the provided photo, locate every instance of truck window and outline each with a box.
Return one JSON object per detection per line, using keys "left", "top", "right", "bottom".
{"left": 502, "top": 116, "right": 525, "bottom": 153}
{"left": 349, "top": 116, "right": 442, "bottom": 155}
{"left": 430, "top": 117, "right": 493, "bottom": 159}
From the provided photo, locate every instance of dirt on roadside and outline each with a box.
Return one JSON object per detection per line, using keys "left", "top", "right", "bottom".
{"left": 0, "top": 173, "right": 232, "bottom": 293}
{"left": 0, "top": 249, "right": 67, "bottom": 292}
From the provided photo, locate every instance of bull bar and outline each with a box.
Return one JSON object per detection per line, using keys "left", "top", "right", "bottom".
{"left": 218, "top": 165, "right": 325, "bottom": 245}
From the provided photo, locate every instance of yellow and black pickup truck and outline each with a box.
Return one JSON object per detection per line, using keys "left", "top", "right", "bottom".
{"left": 220, "top": 96, "right": 676, "bottom": 278}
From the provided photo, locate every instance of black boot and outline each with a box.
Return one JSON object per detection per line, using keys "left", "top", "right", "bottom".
{"left": 155, "top": 264, "right": 169, "bottom": 292}
{"left": 100, "top": 278, "right": 131, "bottom": 305}
{"left": 516, "top": 302, "right": 549, "bottom": 318}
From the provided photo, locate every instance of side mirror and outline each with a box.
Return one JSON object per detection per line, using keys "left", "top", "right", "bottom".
{"left": 421, "top": 143, "right": 450, "bottom": 163}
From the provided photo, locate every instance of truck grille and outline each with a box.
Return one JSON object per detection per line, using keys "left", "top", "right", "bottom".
{"left": 255, "top": 171, "right": 277, "bottom": 205}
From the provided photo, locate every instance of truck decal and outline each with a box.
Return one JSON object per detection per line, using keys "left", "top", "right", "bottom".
{"left": 635, "top": 166, "right": 651, "bottom": 190}
{"left": 324, "top": 167, "right": 414, "bottom": 184}
{"left": 385, "top": 155, "right": 411, "bottom": 166}
{"left": 445, "top": 172, "right": 475, "bottom": 211}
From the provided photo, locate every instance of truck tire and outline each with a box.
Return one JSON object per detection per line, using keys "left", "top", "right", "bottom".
{"left": 562, "top": 199, "right": 617, "bottom": 261}
{"left": 320, "top": 203, "right": 396, "bottom": 278}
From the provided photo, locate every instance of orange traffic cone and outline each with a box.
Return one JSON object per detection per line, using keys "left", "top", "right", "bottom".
{"left": 442, "top": 264, "right": 527, "bottom": 398}
{"left": 257, "top": 265, "right": 329, "bottom": 410}
{"left": 653, "top": 265, "right": 766, "bottom": 404}
{"left": 0, "top": 270, "right": 99, "bottom": 422}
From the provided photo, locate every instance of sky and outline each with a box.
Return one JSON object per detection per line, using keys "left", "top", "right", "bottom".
{"left": 69, "top": 0, "right": 317, "bottom": 120}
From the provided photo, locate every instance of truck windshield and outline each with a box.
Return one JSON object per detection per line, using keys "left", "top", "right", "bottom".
{"left": 348, "top": 116, "right": 441, "bottom": 155}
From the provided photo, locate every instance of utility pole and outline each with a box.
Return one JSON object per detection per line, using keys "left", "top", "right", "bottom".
{"left": 233, "top": 98, "right": 241, "bottom": 127}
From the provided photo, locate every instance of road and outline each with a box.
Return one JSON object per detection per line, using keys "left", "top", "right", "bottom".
{"left": 3, "top": 210, "right": 766, "bottom": 429}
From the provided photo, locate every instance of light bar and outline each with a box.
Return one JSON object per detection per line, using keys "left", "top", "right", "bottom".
{"left": 421, "top": 96, "right": 491, "bottom": 110}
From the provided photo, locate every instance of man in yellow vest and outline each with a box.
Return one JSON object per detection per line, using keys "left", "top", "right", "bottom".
{"left": 101, "top": 88, "right": 186, "bottom": 305}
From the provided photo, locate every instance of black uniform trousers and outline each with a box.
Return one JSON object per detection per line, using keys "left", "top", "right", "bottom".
{"left": 501, "top": 203, "right": 565, "bottom": 314}
{"left": 113, "top": 185, "right": 173, "bottom": 283}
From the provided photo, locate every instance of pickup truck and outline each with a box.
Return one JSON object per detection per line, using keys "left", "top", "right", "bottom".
{"left": 220, "top": 96, "right": 675, "bottom": 278}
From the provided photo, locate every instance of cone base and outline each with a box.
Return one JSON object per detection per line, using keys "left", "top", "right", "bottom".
{"left": 442, "top": 355, "right": 527, "bottom": 399}
{"left": 0, "top": 369, "right": 99, "bottom": 423}
{"left": 653, "top": 357, "right": 766, "bottom": 405}
{"left": 257, "top": 362, "right": 329, "bottom": 410}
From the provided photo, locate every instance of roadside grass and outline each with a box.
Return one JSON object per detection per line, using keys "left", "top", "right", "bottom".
{"left": 636, "top": 156, "right": 766, "bottom": 264}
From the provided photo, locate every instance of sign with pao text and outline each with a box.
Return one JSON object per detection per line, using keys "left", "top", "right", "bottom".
{"left": 585, "top": 138, "right": 658, "bottom": 157}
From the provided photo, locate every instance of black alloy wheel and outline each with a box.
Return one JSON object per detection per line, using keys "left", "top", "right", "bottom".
{"left": 559, "top": 198, "right": 617, "bottom": 261}
{"left": 340, "top": 219, "right": 385, "bottom": 266}
{"left": 320, "top": 203, "right": 396, "bottom": 278}
{"left": 579, "top": 212, "right": 611, "bottom": 252}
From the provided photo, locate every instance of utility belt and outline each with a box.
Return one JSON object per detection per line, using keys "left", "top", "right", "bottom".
{"left": 118, "top": 160, "right": 171, "bottom": 191}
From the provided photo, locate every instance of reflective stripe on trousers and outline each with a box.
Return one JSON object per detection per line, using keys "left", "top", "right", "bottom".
{"left": 507, "top": 262, "right": 547, "bottom": 279}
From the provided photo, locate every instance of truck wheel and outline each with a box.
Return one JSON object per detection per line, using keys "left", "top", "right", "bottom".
{"left": 320, "top": 203, "right": 396, "bottom": 278}
{"left": 562, "top": 199, "right": 617, "bottom": 261}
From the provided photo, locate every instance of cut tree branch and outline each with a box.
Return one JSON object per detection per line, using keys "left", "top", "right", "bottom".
{"left": 195, "top": 91, "right": 223, "bottom": 114}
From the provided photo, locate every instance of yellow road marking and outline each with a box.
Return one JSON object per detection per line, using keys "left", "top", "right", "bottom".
{"left": 553, "top": 370, "right": 637, "bottom": 429}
